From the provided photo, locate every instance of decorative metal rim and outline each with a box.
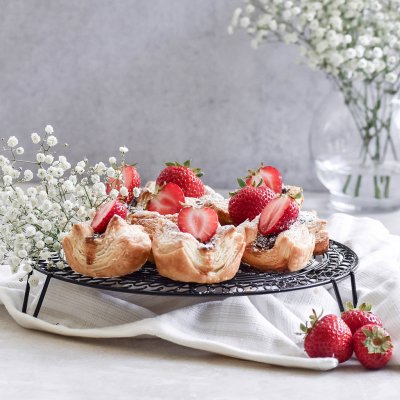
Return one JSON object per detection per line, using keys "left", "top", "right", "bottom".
{"left": 33, "top": 240, "right": 358, "bottom": 297}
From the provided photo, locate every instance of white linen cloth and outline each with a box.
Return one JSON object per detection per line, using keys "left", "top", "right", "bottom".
{"left": 0, "top": 213, "right": 399, "bottom": 371}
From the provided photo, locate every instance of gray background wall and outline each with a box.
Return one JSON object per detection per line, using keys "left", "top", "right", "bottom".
{"left": 0, "top": 0, "right": 330, "bottom": 190}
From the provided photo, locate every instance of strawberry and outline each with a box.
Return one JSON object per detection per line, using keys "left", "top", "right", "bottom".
{"left": 156, "top": 160, "right": 205, "bottom": 198}
{"left": 106, "top": 165, "right": 141, "bottom": 203}
{"left": 178, "top": 207, "right": 219, "bottom": 243}
{"left": 246, "top": 164, "right": 282, "bottom": 193}
{"left": 341, "top": 302, "right": 383, "bottom": 334}
{"left": 228, "top": 182, "right": 276, "bottom": 225}
{"left": 258, "top": 195, "right": 299, "bottom": 235}
{"left": 91, "top": 199, "right": 128, "bottom": 234}
{"left": 353, "top": 324, "right": 393, "bottom": 369}
{"left": 147, "top": 182, "right": 185, "bottom": 215}
{"left": 300, "top": 309, "right": 353, "bottom": 363}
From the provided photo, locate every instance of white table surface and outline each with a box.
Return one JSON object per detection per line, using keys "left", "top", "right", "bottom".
{"left": 1, "top": 192, "right": 400, "bottom": 400}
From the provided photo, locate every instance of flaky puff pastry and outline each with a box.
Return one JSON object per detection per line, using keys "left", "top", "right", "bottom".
{"left": 242, "top": 221, "right": 316, "bottom": 272}
{"left": 62, "top": 215, "right": 151, "bottom": 277}
{"left": 152, "top": 219, "right": 257, "bottom": 284}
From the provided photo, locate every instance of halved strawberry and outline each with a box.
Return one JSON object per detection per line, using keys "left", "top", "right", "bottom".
{"left": 106, "top": 165, "right": 141, "bottom": 203}
{"left": 91, "top": 199, "right": 128, "bottom": 234}
{"left": 178, "top": 207, "right": 219, "bottom": 243}
{"left": 259, "top": 166, "right": 282, "bottom": 193}
{"left": 147, "top": 182, "right": 185, "bottom": 215}
{"left": 258, "top": 196, "right": 299, "bottom": 235}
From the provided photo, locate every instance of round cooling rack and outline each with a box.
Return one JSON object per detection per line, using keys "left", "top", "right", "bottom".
{"left": 32, "top": 239, "right": 358, "bottom": 295}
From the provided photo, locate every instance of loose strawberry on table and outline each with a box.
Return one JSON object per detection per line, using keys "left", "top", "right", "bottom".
{"left": 106, "top": 164, "right": 141, "bottom": 203}
{"left": 341, "top": 302, "right": 383, "bottom": 334}
{"left": 91, "top": 199, "right": 128, "bottom": 234}
{"left": 156, "top": 160, "right": 205, "bottom": 198}
{"left": 178, "top": 207, "right": 218, "bottom": 243}
{"left": 228, "top": 182, "right": 275, "bottom": 225}
{"left": 353, "top": 324, "right": 393, "bottom": 369}
{"left": 300, "top": 309, "right": 353, "bottom": 363}
{"left": 147, "top": 182, "right": 185, "bottom": 215}
{"left": 258, "top": 195, "right": 299, "bottom": 235}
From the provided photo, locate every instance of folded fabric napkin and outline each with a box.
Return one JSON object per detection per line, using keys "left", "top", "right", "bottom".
{"left": 0, "top": 213, "right": 399, "bottom": 371}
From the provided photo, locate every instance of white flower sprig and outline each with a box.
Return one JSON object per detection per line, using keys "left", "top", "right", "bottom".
{"left": 0, "top": 126, "right": 132, "bottom": 279}
{"left": 229, "top": 0, "right": 400, "bottom": 85}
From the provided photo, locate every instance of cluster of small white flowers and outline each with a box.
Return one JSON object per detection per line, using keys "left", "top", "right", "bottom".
{"left": 229, "top": 0, "right": 400, "bottom": 84}
{"left": 0, "top": 126, "right": 132, "bottom": 277}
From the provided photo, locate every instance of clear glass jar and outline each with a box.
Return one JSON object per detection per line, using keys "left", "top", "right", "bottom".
{"left": 310, "top": 87, "right": 400, "bottom": 213}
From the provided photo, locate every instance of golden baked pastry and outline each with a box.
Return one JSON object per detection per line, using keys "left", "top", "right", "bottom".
{"left": 62, "top": 215, "right": 151, "bottom": 277}
{"left": 242, "top": 221, "right": 316, "bottom": 272}
{"left": 152, "top": 220, "right": 255, "bottom": 283}
{"left": 298, "top": 211, "right": 329, "bottom": 255}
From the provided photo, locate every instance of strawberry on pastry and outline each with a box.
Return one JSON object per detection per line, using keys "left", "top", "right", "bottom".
{"left": 353, "top": 324, "right": 393, "bottom": 369}
{"left": 147, "top": 182, "right": 185, "bottom": 215}
{"left": 91, "top": 199, "right": 128, "bottom": 234}
{"left": 178, "top": 207, "right": 219, "bottom": 243}
{"left": 106, "top": 164, "right": 141, "bottom": 203}
{"left": 228, "top": 182, "right": 275, "bottom": 225}
{"left": 246, "top": 164, "right": 282, "bottom": 194}
{"left": 156, "top": 160, "right": 205, "bottom": 198}
{"left": 341, "top": 302, "right": 383, "bottom": 334}
{"left": 258, "top": 195, "right": 299, "bottom": 235}
{"left": 301, "top": 309, "right": 353, "bottom": 363}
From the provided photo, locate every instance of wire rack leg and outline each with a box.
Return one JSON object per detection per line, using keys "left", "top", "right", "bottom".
{"left": 33, "top": 274, "right": 53, "bottom": 318}
{"left": 330, "top": 279, "right": 345, "bottom": 312}
{"left": 350, "top": 270, "right": 358, "bottom": 307}
{"left": 22, "top": 271, "right": 33, "bottom": 313}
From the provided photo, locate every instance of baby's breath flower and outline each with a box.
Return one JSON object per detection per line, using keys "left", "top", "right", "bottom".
{"left": 109, "top": 156, "right": 117, "bottom": 165}
{"left": 120, "top": 187, "right": 129, "bottom": 197}
{"left": 28, "top": 274, "right": 40, "bottom": 287}
{"left": 45, "top": 155, "right": 54, "bottom": 164}
{"left": 16, "top": 147, "right": 24, "bottom": 155}
{"left": 44, "top": 125, "right": 54, "bottom": 134}
{"left": 119, "top": 146, "right": 129, "bottom": 154}
{"left": 3, "top": 175, "right": 12, "bottom": 186}
{"left": 31, "top": 132, "right": 41, "bottom": 144}
{"left": 46, "top": 135, "right": 58, "bottom": 147}
{"left": 23, "top": 169, "right": 33, "bottom": 181}
{"left": 36, "top": 153, "right": 46, "bottom": 163}
{"left": 7, "top": 136, "right": 18, "bottom": 148}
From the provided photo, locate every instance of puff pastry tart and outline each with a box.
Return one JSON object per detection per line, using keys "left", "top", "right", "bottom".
{"left": 242, "top": 220, "right": 315, "bottom": 272}
{"left": 152, "top": 218, "right": 255, "bottom": 284}
{"left": 62, "top": 215, "right": 151, "bottom": 277}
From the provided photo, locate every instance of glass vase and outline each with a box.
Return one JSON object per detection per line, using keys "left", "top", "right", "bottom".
{"left": 310, "top": 86, "right": 400, "bottom": 213}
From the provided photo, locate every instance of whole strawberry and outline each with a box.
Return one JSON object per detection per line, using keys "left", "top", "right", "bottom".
{"left": 341, "top": 302, "right": 383, "bottom": 334}
{"left": 300, "top": 309, "right": 353, "bottom": 363}
{"left": 228, "top": 181, "right": 275, "bottom": 225}
{"left": 156, "top": 161, "right": 205, "bottom": 198}
{"left": 353, "top": 324, "right": 393, "bottom": 369}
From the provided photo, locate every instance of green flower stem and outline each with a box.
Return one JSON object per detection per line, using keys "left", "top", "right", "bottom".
{"left": 384, "top": 176, "right": 390, "bottom": 198}
{"left": 373, "top": 175, "right": 382, "bottom": 199}
{"left": 354, "top": 175, "right": 362, "bottom": 197}
{"left": 342, "top": 174, "right": 352, "bottom": 194}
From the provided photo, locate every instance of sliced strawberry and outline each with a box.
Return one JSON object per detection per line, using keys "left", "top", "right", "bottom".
{"left": 178, "top": 207, "right": 219, "bottom": 243}
{"left": 147, "top": 182, "right": 185, "bottom": 215}
{"left": 91, "top": 199, "right": 128, "bottom": 234}
{"left": 258, "top": 196, "right": 299, "bottom": 235}
{"left": 259, "top": 166, "right": 282, "bottom": 193}
{"left": 106, "top": 165, "right": 141, "bottom": 203}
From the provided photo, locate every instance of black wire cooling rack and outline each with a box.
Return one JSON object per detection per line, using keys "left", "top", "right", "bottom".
{"left": 22, "top": 240, "right": 358, "bottom": 318}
